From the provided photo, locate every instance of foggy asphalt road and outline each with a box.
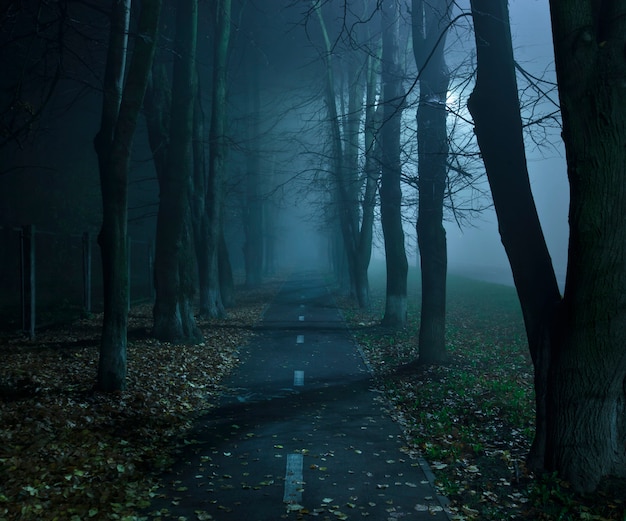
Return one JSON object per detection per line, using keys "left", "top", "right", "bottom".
{"left": 149, "top": 273, "right": 450, "bottom": 520}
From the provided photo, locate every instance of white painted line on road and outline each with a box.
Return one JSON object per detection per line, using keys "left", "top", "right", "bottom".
{"left": 283, "top": 453, "right": 304, "bottom": 505}
{"left": 296, "top": 334, "right": 304, "bottom": 344}
{"left": 299, "top": 315, "right": 305, "bottom": 321}
{"left": 294, "top": 370, "right": 304, "bottom": 386}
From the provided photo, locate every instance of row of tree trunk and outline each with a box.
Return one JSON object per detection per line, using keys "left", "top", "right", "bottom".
{"left": 317, "top": 0, "right": 626, "bottom": 495}
{"left": 95, "top": 0, "right": 237, "bottom": 391}
{"left": 91, "top": 0, "right": 626, "bottom": 494}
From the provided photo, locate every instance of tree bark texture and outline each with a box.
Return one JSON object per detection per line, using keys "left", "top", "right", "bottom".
{"left": 380, "top": 0, "right": 408, "bottom": 328}
{"left": 546, "top": 0, "right": 626, "bottom": 491}
{"left": 94, "top": 0, "right": 161, "bottom": 392}
{"left": 468, "top": 0, "right": 626, "bottom": 492}
{"left": 201, "top": 0, "right": 231, "bottom": 317}
{"left": 413, "top": 0, "right": 451, "bottom": 365}
{"left": 152, "top": 0, "right": 201, "bottom": 343}
{"left": 468, "top": 0, "right": 561, "bottom": 474}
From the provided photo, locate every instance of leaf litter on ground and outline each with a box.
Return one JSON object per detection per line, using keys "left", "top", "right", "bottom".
{"left": 0, "top": 279, "right": 283, "bottom": 521}
{"left": 2, "top": 274, "right": 624, "bottom": 521}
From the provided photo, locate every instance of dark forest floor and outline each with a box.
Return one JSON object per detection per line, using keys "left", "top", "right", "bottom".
{"left": 1, "top": 274, "right": 624, "bottom": 520}
{"left": 0, "top": 280, "right": 283, "bottom": 521}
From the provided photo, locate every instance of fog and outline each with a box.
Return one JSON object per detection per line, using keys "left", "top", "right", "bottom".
{"left": 265, "top": 0, "right": 570, "bottom": 285}
{"left": 0, "top": 0, "right": 570, "bottom": 288}
{"left": 445, "top": 0, "right": 568, "bottom": 287}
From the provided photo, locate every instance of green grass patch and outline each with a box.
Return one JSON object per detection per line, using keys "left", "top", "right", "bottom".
{"left": 338, "top": 264, "right": 625, "bottom": 520}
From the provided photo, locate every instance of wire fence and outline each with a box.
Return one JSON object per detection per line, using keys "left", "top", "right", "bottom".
{"left": 0, "top": 225, "right": 153, "bottom": 336}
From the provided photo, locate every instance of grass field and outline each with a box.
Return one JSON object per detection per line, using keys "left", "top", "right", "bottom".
{"left": 338, "top": 263, "right": 625, "bottom": 520}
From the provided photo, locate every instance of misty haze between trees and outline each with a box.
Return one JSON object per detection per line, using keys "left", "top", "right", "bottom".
{"left": 1, "top": 0, "right": 625, "bottom": 501}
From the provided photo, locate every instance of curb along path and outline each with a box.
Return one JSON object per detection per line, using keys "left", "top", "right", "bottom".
{"left": 150, "top": 273, "right": 450, "bottom": 520}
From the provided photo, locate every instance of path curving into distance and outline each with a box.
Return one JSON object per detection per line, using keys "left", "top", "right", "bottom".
{"left": 149, "top": 273, "right": 450, "bottom": 520}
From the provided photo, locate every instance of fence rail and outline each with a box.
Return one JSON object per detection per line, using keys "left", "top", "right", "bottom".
{"left": 0, "top": 225, "right": 153, "bottom": 337}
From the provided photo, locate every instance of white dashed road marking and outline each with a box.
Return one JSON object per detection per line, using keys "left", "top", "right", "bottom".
{"left": 283, "top": 453, "right": 304, "bottom": 505}
{"left": 293, "top": 370, "right": 304, "bottom": 386}
{"left": 296, "top": 335, "right": 304, "bottom": 344}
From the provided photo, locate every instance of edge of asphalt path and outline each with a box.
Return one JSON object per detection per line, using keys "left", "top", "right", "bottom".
{"left": 331, "top": 279, "right": 452, "bottom": 519}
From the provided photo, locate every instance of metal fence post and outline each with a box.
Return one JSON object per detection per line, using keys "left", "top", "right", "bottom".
{"left": 127, "top": 236, "right": 131, "bottom": 311}
{"left": 20, "top": 224, "right": 35, "bottom": 338}
{"left": 82, "top": 232, "right": 92, "bottom": 313}
{"left": 148, "top": 241, "right": 154, "bottom": 300}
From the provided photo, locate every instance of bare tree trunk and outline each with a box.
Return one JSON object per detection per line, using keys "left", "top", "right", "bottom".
{"left": 219, "top": 225, "right": 235, "bottom": 307}
{"left": 380, "top": 0, "right": 408, "bottom": 328}
{"left": 545, "top": 0, "right": 626, "bottom": 491}
{"left": 355, "top": 52, "right": 382, "bottom": 309}
{"left": 413, "top": 0, "right": 451, "bottom": 364}
{"left": 200, "top": 0, "right": 231, "bottom": 317}
{"left": 263, "top": 160, "right": 278, "bottom": 276}
{"left": 468, "top": 0, "right": 561, "bottom": 478}
{"left": 152, "top": 0, "right": 201, "bottom": 343}
{"left": 94, "top": 0, "right": 161, "bottom": 391}
{"left": 343, "top": 58, "right": 366, "bottom": 300}
{"left": 313, "top": 4, "right": 353, "bottom": 292}
{"left": 470, "top": 0, "right": 626, "bottom": 492}
{"left": 314, "top": 2, "right": 380, "bottom": 307}
{"left": 191, "top": 64, "right": 210, "bottom": 312}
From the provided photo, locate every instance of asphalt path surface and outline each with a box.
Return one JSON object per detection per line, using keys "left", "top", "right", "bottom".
{"left": 150, "top": 273, "right": 450, "bottom": 520}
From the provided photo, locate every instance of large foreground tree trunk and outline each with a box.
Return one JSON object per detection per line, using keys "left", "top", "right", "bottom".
{"left": 468, "top": 0, "right": 561, "bottom": 476}
{"left": 413, "top": 0, "right": 451, "bottom": 364}
{"left": 380, "top": 0, "right": 408, "bottom": 328}
{"left": 469, "top": 0, "right": 626, "bottom": 492}
{"left": 546, "top": 0, "right": 626, "bottom": 491}
{"left": 94, "top": 0, "right": 161, "bottom": 391}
